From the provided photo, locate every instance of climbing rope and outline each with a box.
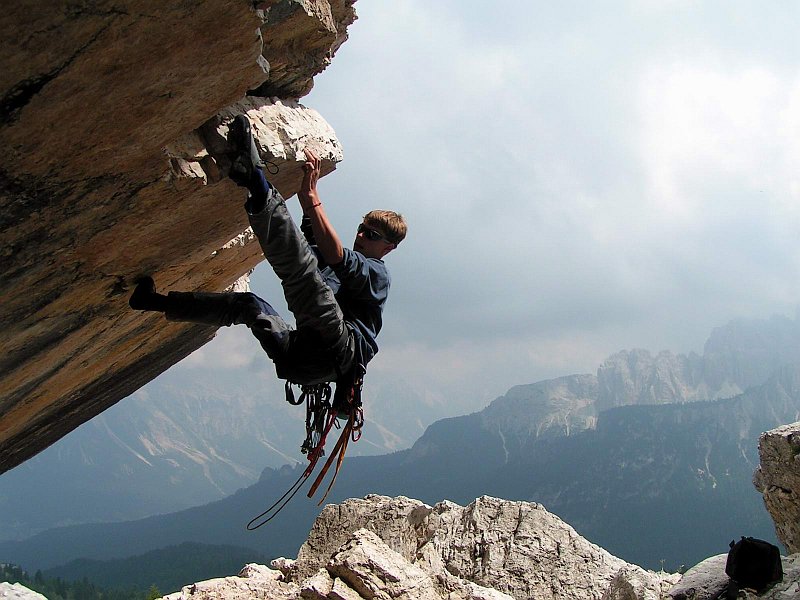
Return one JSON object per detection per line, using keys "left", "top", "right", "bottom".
{"left": 246, "top": 371, "right": 365, "bottom": 530}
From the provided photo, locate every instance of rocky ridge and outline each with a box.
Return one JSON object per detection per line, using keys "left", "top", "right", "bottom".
{"left": 595, "top": 315, "right": 800, "bottom": 411}
{"left": 163, "top": 495, "right": 678, "bottom": 600}
{"left": 0, "top": 0, "right": 356, "bottom": 473}
{"left": 482, "top": 315, "right": 800, "bottom": 448}
{"left": 160, "top": 421, "right": 800, "bottom": 600}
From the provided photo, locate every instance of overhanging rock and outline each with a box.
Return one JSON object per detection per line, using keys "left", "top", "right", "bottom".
{"left": 0, "top": 0, "right": 356, "bottom": 473}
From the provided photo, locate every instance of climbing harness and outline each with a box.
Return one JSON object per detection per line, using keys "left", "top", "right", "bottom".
{"left": 246, "top": 365, "right": 366, "bottom": 530}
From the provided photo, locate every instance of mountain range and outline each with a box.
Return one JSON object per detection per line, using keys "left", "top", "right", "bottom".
{"left": 2, "top": 315, "right": 800, "bottom": 577}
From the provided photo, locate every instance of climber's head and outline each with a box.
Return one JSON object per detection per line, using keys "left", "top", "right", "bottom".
{"left": 353, "top": 210, "right": 406, "bottom": 259}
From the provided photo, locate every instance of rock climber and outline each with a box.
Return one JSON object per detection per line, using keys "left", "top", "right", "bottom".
{"left": 129, "top": 114, "right": 406, "bottom": 407}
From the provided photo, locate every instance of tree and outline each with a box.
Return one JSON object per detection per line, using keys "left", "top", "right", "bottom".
{"left": 145, "top": 584, "right": 161, "bottom": 600}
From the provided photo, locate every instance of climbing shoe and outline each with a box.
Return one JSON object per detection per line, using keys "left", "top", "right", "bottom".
{"left": 129, "top": 276, "right": 167, "bottom": 312}
{"left": 227, "top": 114, "right": 265, "bottom": 187}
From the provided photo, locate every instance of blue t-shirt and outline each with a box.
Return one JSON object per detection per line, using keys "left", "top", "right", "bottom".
{"left": 322, "top": 248, "right": 390, "bottom": 366}
{"left": 301, "top": 216, "right": 390, "bottom": 366}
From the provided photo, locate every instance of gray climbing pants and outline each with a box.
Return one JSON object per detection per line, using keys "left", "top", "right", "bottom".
{"left": 165, "top": 186, "right": 354, "bottom": 385}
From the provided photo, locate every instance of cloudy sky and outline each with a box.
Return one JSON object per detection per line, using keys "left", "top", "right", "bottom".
{"left": 176, "top": 1, "right": 800, "bottom": 418}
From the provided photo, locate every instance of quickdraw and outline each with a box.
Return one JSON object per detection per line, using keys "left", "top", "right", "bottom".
{"left": 246, "top": 368, "right": 365, "bottom": 530}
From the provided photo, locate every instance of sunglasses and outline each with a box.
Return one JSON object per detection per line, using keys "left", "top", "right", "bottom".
{"left": 357, "top": 223, "right": 392, "bottom": 244}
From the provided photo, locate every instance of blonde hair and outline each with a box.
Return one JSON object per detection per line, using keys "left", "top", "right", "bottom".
{"left": 363, "top": 210, "right": 407, "bottom": 245}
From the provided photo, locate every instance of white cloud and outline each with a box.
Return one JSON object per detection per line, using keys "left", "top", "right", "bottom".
{"left": 637, "top": 64, "right": 797, "bottom": 222}
{"left": 180, "top": 327, "right": 262, "bottom": 370}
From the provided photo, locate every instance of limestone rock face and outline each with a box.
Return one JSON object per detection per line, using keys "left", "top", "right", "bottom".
{"left": 0, "top": 1, "right": 356, "bottom": 473}
{"left": 597, "top": 349, "right": 708, "bottom": 409}
{"left": 667, "top": 554, "right": 729, "bottom": 600}
{"left": 292, "top": 495, "right": 427, "bottom": 581}
{"left": 162, "top": 563, "right": 299, "bottom": 600}
{"left": 596, "top": 317, "right": 800, "bottom": 411}
{"left": 253, "top": 0, "right": 357, "bottom": 98}
{"left": 481, "top": 375, "right": 599, "bottom": 445}
{"left": 289, "top": 494, "right": 673, "bottom": 600}
{"left": 754, "top": 421, "right": 800, "bottom": 554}
{"left": 325, "top": 529, "right": 444, "bottom": 600}
{"left": 601, "top": 564, "right": 680, "bottom": 600}
{"left": 161, "top": 495, "right": 676, "bottom": 600}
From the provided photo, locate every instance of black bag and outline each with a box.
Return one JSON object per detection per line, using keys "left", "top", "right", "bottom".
{"left": 725, "top": 536, "right": 782, "bottom": 594}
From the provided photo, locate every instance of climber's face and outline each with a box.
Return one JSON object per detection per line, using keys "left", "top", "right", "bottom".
{"left": 354, "top": 222, "right": 395, "bottom": 259}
